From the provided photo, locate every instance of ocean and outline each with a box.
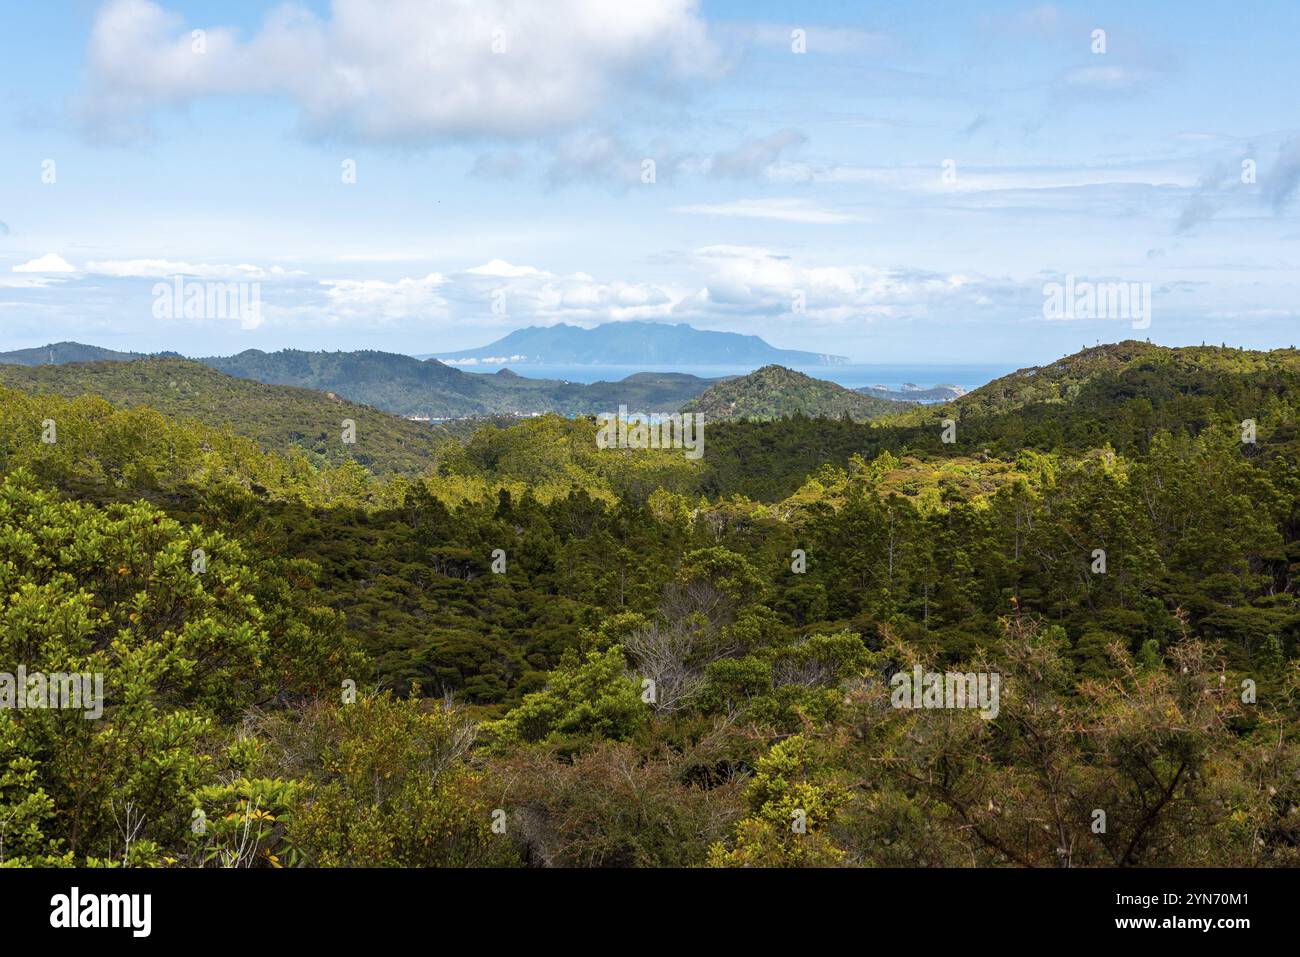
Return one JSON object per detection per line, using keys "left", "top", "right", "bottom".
{"left": 462, "top": 362, "right": 1019, "bottom": 392}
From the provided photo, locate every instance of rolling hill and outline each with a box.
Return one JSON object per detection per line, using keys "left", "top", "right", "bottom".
{"left": 202, "top": 348, "right": 719, "bottom": 417}
{"left": 0, "top": 342, "right": 723, "bottom": 418}
{"left": 892, "top": 340, "right": 1300, "bottom": 422}
{"left": 0, "top": 341, "right": 156, "bottom": 365}
{"left": 681, "top": 365, "right": 914, "bottom": 422}
{"left": 0, "top": 357, "right": 445, "bottom": 475}
{"left": 6, "top": 336, "right": 1299, "bottom": 873}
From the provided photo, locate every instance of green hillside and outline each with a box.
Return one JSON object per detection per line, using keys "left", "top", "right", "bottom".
{"left": 203, "top": 348, "right": 716, "bottom": 417}
{"left": 0, "top": 340, "right": 151, "bottom": 365}
{"left": 681, "top": 364, "right": 913, "bottom": 421}
{"left": 893, "top": 340, "right": 1300, "bottom": 420}
{"left": 0, "top": 357, "right": 444, "bottom": 475}
{"left": 3, "top": 342, "right": 721, "bottom": 418}
{"left": 2, "top": 339, "right": 1298, "bottom": 871}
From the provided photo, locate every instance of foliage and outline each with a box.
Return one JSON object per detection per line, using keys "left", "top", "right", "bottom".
{"left": 0, "top": 360, "right": 445, "bottom": 476}
{"left": 682, "top": 364, "right": 911, "bottom": 422}
{"left": 2, "top": 339, "right": 1299, "bottom": 868}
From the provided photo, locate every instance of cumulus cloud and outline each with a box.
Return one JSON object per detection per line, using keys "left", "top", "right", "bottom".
{"left": 314, "top": 249, "right": 1019, "bottom": 331}
{"left": 13, "top": 253, "right": 77, "bottom": 273}
{"left": 445, "top": 261, "right": 682, "bottom": 324}
{"left": 320, "top": 273, "right": 450, "bottom": 321}
{"left": 686, "top": 245, "right": 1004, "bottom": 322}
{"left": 82, "top": 0, "right": 721, "bottom": 143}
{"left": 0, "top": 245, "right": 1072, "bottom": 343}
{"left": 309, "top": 259, "right": 688, "bottom": 328}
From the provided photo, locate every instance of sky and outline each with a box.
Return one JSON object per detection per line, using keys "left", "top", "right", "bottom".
{"left": 2, "top": 0, "right": 1300, "bottom": 364}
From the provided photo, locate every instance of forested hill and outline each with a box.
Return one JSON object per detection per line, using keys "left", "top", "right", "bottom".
{"left": 681, "top": 341, "right": 1300, "bottom": 500}
{"left": 0, "top": 356, "right": 444, "bottom": 475}
{"left": 0, "top": 341, "right": 153, "bottom": 365}
{"left": 903, "top": 340, "right": 1300, "bottom": 419}
{"left": 204, "top": 348, "right": 718, "bottom": 418}
{"left": 681, "top": 364, "right": 913, "bottom": 421}
{"left": 0, "top": 342, "right": 721, "bottom": 419}
{"left": 2, "top": 336, "right": 1299, "bottom": 868}
{"left": 203, "top": 348, "right": 505, "bottom": 417}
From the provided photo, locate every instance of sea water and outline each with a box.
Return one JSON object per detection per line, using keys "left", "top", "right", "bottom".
{"left": 462, "top": 362, "right": 1017, "bottom": 393}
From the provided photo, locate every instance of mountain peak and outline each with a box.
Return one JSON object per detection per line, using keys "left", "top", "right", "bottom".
{"left": 682, "top": 364, "right": 912, "bottom": 422}
{"left": 0, "top": 341, "right": 146, "bottom": 366}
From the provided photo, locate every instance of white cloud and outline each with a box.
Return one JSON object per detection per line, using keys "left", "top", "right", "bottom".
{"left": 297, "top": 250, "right": 1024, "bottom": 332}
{"left": 320, "top": 273, "right": 450, "bottom": 320}
{"left": 84, "top": 0, "right": 721, "bottom": 143}
{"left": 311, "top": 260, "right": 685, "bottom": 328}
{"left": 442, "top": 355, "right": 527, "bottom": 366}
{"left": 1062, "top": 65, "right": 1154, "bottom": 93}
{"left": 672, "top": 197, "right": 860, "bottom": 224}
{"left": 685, "top": 245, "right": 1011, "bottom": 323}
{"left": 447, "top": 261, "right": 682, "bottom": 323}
{"left": 769, "top": 161, "right": 1198, "bottom": 193}
{"left": 84, "top": 259, "right": 299, "bottom": 279}
{"left": 465, "top": 260, "right": 547, "bottom": 279}
{"left": 0, "top": 277, "right": 66, "bottom": 289}
{"left": 326, "top": 251, "right": 1017, "bottom": 331}
{"left": 13, "top": 254, "right": 77, "bottom": 273}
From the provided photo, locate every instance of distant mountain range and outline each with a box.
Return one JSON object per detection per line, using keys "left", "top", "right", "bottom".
{"left": 201, "top": 349, "right": 719, "bottom": 418}
{"left": 0, "top": 341, "right": 722, "bottom": 419}
{"left": 425, "top": 321, "right": 849, "bottom": 367}
{"left": 4, "top": 338, "right": 1289, "bottom": 472}
{"left": 0, "top": 336, "right": 977, "bottom": 423}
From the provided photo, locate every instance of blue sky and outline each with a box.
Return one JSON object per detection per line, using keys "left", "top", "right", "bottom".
{"left": 3, "top": 0, "right": 1300, "bottom": 364}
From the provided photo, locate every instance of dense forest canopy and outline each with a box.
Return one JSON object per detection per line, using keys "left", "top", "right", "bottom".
{"left": 1, "top": 340, "right": 1297, "bottom": 868}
